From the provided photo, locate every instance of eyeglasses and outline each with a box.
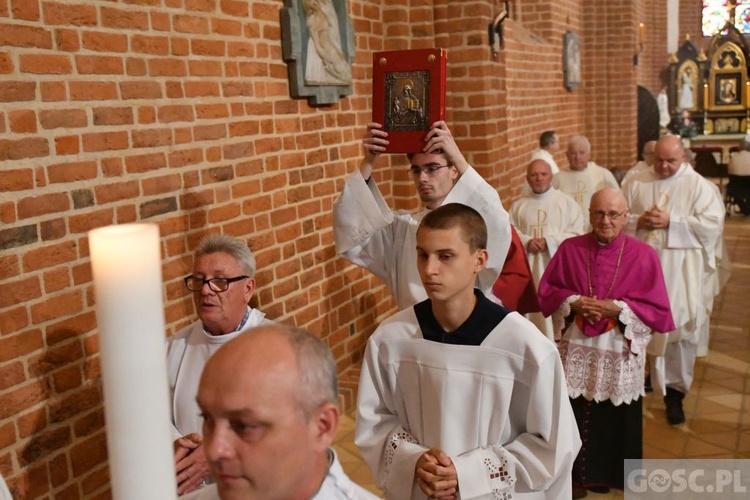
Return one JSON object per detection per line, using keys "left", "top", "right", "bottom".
{"left": 184, "top": 275, "right": 249, "bottom": 292}
{"left": 409, "top": 163, "right": 452, "bottom": 177}
{"left": 590, "top": 210, "right": 627, "bottom": 221}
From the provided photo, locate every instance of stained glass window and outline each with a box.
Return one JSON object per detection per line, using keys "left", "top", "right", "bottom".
{"left": 736, "top": 3, "right": 750, "bottom": 31}
{"left": 702, "top": 0, "right": 750, "bottom": 36}
{"left": 703, "top": 0, "right": 731, "bottom": 36}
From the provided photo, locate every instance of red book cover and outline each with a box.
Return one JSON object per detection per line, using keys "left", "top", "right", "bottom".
{"left": 372, "top": 48, "right": 447, "bottom": 153}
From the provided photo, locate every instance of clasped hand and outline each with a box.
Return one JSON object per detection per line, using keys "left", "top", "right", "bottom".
{"left": 174, "top": 433, "right": 211, "bottom": 495}
{"left": 571, "top": 297, "right": 621, "bottom": 324}
{"left": 416, "top": 448, "right": 458, "bottom": 500}
{"left": 637, "top": 206, "right": 670, "bottom": 230}
{"left": 526, "top": 238, "right": 547, "bottom": 253}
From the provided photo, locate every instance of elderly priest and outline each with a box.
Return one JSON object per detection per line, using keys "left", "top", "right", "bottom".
{"left": 622, "top": 134, "right": 725, "bottom": 426}
{"left": 538, "top": 188, "right": 674, "bottom": 496}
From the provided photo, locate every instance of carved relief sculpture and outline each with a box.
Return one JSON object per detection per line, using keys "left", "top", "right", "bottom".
{"left": 302, "top": 0, "right": 351, "bottom": 85}
{"left": 280, "top": 0, "right": 354, "bottom": 106}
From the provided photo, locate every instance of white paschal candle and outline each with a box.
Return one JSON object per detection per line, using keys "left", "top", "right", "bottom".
{"left": 88, "top": 224, "right": 176, "bottom": 499}
{"left": 667, "top": 0, "right": 679, "bottom": 54}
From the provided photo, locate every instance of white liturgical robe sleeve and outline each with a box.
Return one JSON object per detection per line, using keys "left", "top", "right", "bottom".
{"left": 333, "top": 167, "right": 510, "bottom": 310}
{"left": 166, "top": 309, "right": 269, "bottom": 440}
{"left": 667, "top": 215, "right": 702, "bottom": 249}
{"left": 332, "top": 169, "right": 397, "bottom": 285}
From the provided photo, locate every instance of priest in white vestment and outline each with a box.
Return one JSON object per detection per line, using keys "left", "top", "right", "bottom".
{"left": 622, "top": 135, "right": 725, "bottom": 426}
{"left": 621, "top": 140, "right": 656, "bottom": 188}
{"left": 167, "top": 235, "right": 273, "bottom": 494}
{"left": 356, "top": 203, "right": 580, "bottom": 500}
{"left": 521, "top": 130, "right": 561, "bottom": 196}
{"left": 183, "top": 324, "right": 378, "bottom": 500}
{"left": 333, "top": 121, "right": 510, "bottom": 311}
{"left": 555, "top": 135, "right": 619, "bottom": 231}
{"left": 510, "top": 158, "right": 583, "bottom": 338}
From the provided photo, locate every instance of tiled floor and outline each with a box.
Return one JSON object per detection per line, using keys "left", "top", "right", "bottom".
{"left": 332, "top": 215, "right": 750, "bottom": 499}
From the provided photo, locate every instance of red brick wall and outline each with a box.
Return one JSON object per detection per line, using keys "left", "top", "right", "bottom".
{"left": 0, "top": 1, "right": 388, "bottom": 497}
{"left": 638, "top": 0, "right": 669, "bottom": 94}
{"left": 0, "top": 0, "right": 668, "bottom": 497}
{"left": 681, "top": 0, "right": 705, "bottom": 49}
{"left": 581, "top": 0, "right": 639, "bottom": 170}
{"left": 502, "top": 1, "right": 586, "bottom": 196}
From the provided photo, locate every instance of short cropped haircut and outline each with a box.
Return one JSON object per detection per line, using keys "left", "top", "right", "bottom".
{"left": 418, "top": 203, "right": 487, "bottom": 252}
{"left": 539, "top": 130, "right": 557, "bottom": 148}
{"left": 195, "top": 234, "right": 256, "bottom": 277}
{"left": 276, "top": 324, "right": 338, "bottom": 420}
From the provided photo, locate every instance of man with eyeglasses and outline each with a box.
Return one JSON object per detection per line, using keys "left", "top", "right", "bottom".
{"left": 166, "top": 234, "right": 272, "bottom": 495}
{"left": 538, "top": 188, "right": 674, "bottom": 497}
{"left": 556, "top": 135, "right": 619, "bottom": 231}
{"left": 333, "top": 120, "right": 511, "bottom": 311}
{"left": 622, "top": 134, "right": 725, "bottom": 426}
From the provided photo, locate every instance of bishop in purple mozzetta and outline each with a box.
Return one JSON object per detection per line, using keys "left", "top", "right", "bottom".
{"left": 537, "top": 188, "right": 674, "bottom": 497}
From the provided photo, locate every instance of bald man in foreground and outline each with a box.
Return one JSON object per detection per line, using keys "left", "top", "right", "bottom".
{"left": 181, "top": 324, "right": 377, "bottom": 500}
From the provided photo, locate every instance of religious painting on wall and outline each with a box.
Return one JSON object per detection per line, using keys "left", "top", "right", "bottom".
{"left": 715, "top": 73, "right": 741, "bottom": 106}
{"left": 713, "top": 117, "right": 741, "bottom": 133}
{"left": 563, "top": 31, "right": 581, "bottom": 90}
{"left": 280, "top": 0, "right": 354, "bottom": 106}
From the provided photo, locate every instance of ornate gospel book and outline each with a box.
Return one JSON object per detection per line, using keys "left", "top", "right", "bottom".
{"left": 372, "top": 48, "right": 447, "bottom": 153}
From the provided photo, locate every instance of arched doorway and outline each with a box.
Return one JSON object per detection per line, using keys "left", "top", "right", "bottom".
{"left": 637, "top": 85, "right": 660, "bottom": 160}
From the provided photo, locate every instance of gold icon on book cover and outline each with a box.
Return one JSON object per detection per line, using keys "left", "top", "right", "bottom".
{"left": 385, "top": 72, "right": 430, "bottom": 131}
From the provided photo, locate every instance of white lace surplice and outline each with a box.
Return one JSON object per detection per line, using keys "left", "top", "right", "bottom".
{"left": 552, "top": 296, "right": 654, "bottom": 406}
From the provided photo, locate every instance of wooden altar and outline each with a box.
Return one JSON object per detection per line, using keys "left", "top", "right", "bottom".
{"left": 689, "top": 134, "right": 744, "bottom": 180}
{"left": 690, "top": 133, "right": 744, "bottom": 163}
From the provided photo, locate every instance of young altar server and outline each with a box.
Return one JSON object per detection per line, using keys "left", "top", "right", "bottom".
{"left": 355, "top": 203, "right": 580, "bottom": 499}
